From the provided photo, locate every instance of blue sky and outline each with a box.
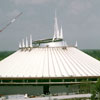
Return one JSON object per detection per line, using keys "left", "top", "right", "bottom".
{"left": 0, "top": 0, "right": 100, "bottom": 50}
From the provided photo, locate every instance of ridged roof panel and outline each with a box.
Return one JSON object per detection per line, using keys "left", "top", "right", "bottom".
{"left": 0, "top": 47, "right": 100, "bottom": 78}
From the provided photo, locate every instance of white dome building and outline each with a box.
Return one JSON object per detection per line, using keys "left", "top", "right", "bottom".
{"left": 0, "top": 15, "right": 100, "bottom": 95}
{"left": 0, "top": 44, "right": 100, "bottom": 78}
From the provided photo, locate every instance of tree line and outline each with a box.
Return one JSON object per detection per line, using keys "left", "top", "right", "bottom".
{"left": 0, "top": 51, "right": 14, "bottom": 61}
{"left": 83, "top": 49, "right": 100, "bottom": 61}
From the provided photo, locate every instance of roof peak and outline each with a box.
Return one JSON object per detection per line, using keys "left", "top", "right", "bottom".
{"left": 18, "top": 12, "right": 78, "bottom": 49}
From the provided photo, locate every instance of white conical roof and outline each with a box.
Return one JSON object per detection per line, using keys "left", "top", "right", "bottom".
{"left": 0, "top": 46, "right": 100, "bottom": 78}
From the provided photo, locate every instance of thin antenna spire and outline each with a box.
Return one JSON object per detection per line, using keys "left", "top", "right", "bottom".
{"left": 30, "top": 35, "right": 33, "bottom": 48}
{"left": 25, "top": 37, "right": 28, "bottom": 48}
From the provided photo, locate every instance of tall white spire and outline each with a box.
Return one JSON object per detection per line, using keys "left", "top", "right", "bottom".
{"left": 19, "top": 42, "right": 22, "bottom": 48}
{"left": 22, "top": 39, "right": 25, "bottom": 48}
{"left": 60, "top": 26, "right": 63, "bottom": 39}
{"left": 52, "top": 34, "right": 56, "bottom": 41}
{"left": 53, "top": 10, "right": 60, "bottom": 41}
{"left": 75, "top": 41, "right": 78, "bottom": 47}
{"left": 29, "top": 35, "right": 33, "bottom": 48}
{"left": 25, "top": 37, "right": 28, "bottom": 48}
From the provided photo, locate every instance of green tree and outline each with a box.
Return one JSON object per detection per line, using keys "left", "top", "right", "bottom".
{"left": 91, "top": 90, "right": 96, "bottom": 100}
{"left": 91, "top": 79, "right": 100, "bottom": 100}
{"left": 79, "top": 80, "right": 91, "bottom": 94}
{"left": 0, "top": 51, "right": 14, "bottom": 60}
{"left": 95, "top": 79, "right": 100, "bottom": 100}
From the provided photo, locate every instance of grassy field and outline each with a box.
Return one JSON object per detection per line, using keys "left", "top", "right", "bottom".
{"left": 0, "top": 50, "right": 100, "bottom": 61}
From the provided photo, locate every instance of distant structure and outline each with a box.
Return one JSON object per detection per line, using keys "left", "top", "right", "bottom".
{"left": 0, "top": 12, "right": 22, "bottom": 32}
{"left": 0, "top": 13, "right": 100, "bottom": 95}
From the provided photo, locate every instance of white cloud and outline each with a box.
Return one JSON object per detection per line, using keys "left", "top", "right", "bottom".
{"left": 68, "top": 0, "right": 92, "bottom": 15}
{"left": 87, "top": 14, "right": 100, "bottom": 23}
{"left": 0, "top": 9, "right": 4, "bottom": 23}
{"left": 7, "top": 9, "right": 21, "bottom": 17}
{"left": 57, "top": 0, "right": 66, "bottom": 7}
{"left": 10, "top": 0, "right": 51, "bottom": 5}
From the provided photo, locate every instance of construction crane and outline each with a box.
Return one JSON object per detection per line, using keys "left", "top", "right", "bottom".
{"left": 0, "top": 12, "right": 22, "bottom": 32}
